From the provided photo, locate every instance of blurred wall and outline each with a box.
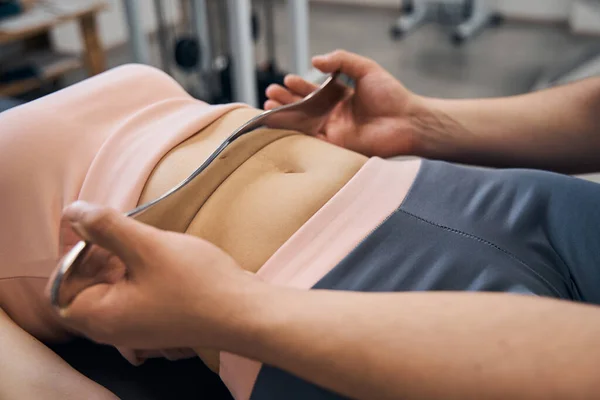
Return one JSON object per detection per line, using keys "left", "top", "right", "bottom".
{"left": 51, "top": 0, "right": 181, "bottom": 53}
{"left": 497, "top": 0, "right": 576, "bottom": 21}
{"left": 50, "top": 0, "right": 584, "bottom": 54}
{"left": 313, "top": 0, "right": 577, "bottom": 21}
{"left": 570, "top": 0, "right": 600, "bottom": 35}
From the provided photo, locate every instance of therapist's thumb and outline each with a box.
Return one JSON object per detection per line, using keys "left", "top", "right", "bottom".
{"left": 312, "top": 50, "right": 380, "bottom": 80}
{"left": 63, "top": 201, "right": 153, "bottom": 264}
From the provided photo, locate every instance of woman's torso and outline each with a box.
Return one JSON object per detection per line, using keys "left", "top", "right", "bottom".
{"left": 0, "top": 65, "right": 373, "bottom": 353}
{"left": 137, "top": 108, "right": 368, "bottom": 273}
{"left": 3, "top": 64, "right": 600, "bottom": 400}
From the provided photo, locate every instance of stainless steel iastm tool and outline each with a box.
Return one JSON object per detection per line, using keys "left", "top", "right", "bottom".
{"left": 50, "top": 72, "right": 348, "bottom": 309}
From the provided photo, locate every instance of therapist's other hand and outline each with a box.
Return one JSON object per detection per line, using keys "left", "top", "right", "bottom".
{"left": 265, "top": 50, "right": 426, "bottom": 158}
{"left": 48, "top": 201, "right": 259, "bottom": 351}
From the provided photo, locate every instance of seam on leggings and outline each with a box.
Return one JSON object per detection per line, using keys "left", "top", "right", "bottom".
{"left": 544, "top": 227, "right": 583, "bottom": 300}
{"left": 397, "top": 209, "right": 565, "bottom": 298}
{"left": 545, "top": 237, "right": 581, "bottom": 299}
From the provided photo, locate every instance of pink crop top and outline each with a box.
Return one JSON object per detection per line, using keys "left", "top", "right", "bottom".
{"left": 0, "top": 64, "right": 244, "bottom": 340}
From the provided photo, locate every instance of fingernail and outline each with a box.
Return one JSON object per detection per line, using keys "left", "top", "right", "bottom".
{"left": 63, "top": 201, "right": 99, "bottom": 240}
{"left": 63, "top": 201, "right": 96, "bottom": 222}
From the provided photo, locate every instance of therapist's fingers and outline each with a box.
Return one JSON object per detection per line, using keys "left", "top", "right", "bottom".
{"left": 312, "top": 50, "right": 379, "bottom": 80}
{"left": 59, "top": 281, "right": 122, "bottom": 342}
{"left": 315, "top": 132, "right": 329, "bottom": 141}
{"left": 266, "top": 76, "right": 319, "bottom": 103}
{"left": 62, "top": 201, "right": 157, "bottom": 266}
{"left": 66, "top": 249, "right": 128, "bottom": 307}
{"left": 264, "top": 99, "right": 281, "bottom": 110}
{"left": 265, "top": 84, "right": 302, "bottom": 105}
{"left": 283, "top": 74, "right": 318, "bottom": 97}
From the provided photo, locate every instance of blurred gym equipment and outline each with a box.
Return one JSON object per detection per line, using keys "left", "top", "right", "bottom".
{"left": 390, "top": 0, "right": 502, "bottom": 45}
{"left": 255, "top": 0, "right": 286, "bottom": 107}
{"left": 122, "top": 0, "right": 309, "bottom": 107}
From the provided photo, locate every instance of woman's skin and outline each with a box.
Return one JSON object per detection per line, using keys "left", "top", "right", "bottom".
{"left": 0, "top": 99, "right": 369, "bottom": 396}
{"left": 138, "top": 107, "right": 367, "bottom": 273}
{"left": 0, "top": 308, "right": 117, "bottom": 400}
{"left": 48, "top": 50, "right": 600, "bottom": 400}
{"left": 137, "top": 107, "right": 368, "bottom": 370}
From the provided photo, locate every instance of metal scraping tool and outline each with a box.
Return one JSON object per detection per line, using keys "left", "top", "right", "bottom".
{"left": 50, "top": 72, "right": 348, "bottom": 309}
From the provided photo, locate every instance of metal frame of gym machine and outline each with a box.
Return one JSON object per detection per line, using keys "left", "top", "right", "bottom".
{"left": 121, "top": 0, "right": 310, "bottom": 108}
{"left": 390, "top": 0, "right": 500, "bottom": 44}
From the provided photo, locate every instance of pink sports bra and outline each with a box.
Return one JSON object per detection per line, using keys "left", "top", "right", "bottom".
{"left": 0, "top": 64, "right": 244, "bottom": 340}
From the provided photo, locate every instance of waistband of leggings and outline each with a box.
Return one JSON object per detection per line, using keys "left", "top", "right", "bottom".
{"left": 219, "top": 157, "right": 422, "bottom": 400}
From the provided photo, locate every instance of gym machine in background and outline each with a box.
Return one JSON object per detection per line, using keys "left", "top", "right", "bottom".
{"left": 210, "top": 0, "right": 289, "bottom": 106}
{"left": 151, "top": 0, "right": 217, "bottom": 101}
{"left": 122, "top": 0, "right": 309, "bottom": 108}
{"left": 390, "top": 0, "right": 502, "bottom": 45}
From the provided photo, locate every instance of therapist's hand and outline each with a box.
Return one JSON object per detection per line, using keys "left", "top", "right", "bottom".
{"left": 49, "top": 201, "right": 260, "bottom": 351}
{"left": 265, "top": 50, "right": 427, "bottom": 158}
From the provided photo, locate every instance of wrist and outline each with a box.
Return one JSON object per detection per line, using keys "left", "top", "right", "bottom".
{"left": 188, "top": 274, "right": 280, "bottom": 354}
{"left": 210, "top": 283, "right": 305, "bottom": 364}
{"left": 406, "top": 96, "right": 468, "bottom": 160}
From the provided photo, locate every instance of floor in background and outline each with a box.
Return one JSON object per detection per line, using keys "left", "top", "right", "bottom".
{"left": 64, "top": 2, "right": 598, "bottom": 99}
{"left": 258, "top": 3, "right": 598, "bottom": 98}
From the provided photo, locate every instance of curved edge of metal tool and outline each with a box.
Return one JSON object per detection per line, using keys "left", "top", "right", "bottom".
{"left": 50, "top": 72, "right": 343, "bottom": 309}
{"left": 128, "top": 71, "right": 342, "bottom": 218}
{"left": 50, "top": 240, "right": 89, "bottom": 309}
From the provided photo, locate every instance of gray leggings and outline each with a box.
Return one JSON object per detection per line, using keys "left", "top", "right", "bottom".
{"left": 252, "top": 160, "right": 600, "bottom": 399}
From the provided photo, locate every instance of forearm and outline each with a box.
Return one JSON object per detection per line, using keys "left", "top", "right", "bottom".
{"left": 220, "top": 288, "right": 600, "bottom": 400}
{"left": 412, "top": 77, "right": 600, "bottom": 173}
{"left": 0, "top": 309, "right": 118, "bottom": 400}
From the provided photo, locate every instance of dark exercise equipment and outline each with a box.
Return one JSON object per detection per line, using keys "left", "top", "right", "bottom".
{"left": 252, "top": 11, "right": 260, "bottom": 42}
{"left": 175, "top": 37, "right": 201, "bottom": 70}
{"left": 0, "top": 0, "right": 21, "bottom": 20}
{"left": 255, "top": 0, "right": 286, "bottom": 107}
{"left": 172, "top": 1, "right": 260, "bottom": 79}
{"left": 153, "top": 0, "right": 174, "bottom": 75}
{"left": 152, "top": 0, "right": 288, "bottom": 107}
{"left": 213, "top": 0, "right": 286, "bottom": 107}
{"left": 153, "top": 0, "right": 210, "bottom": 73}
{"left": 173, "top": 0, "right": 202, "bottom": 71}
